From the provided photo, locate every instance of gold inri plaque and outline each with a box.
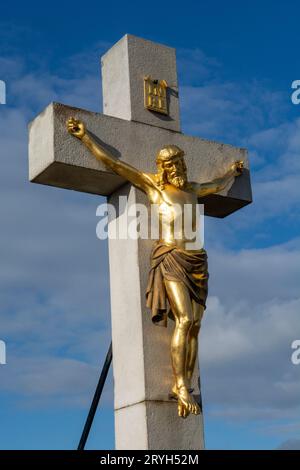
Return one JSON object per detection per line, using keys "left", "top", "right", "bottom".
{"left": 144, "top": 76, "right": 168, "bottom": 115}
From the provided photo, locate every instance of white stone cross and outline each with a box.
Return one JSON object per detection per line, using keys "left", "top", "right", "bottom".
{"left": 29, "top": 34, "right": 252, "bottom": 450}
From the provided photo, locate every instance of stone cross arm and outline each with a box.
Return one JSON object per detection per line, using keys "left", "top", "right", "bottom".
{"left": 29, "top": 101, "right": 251, "bottom": 218}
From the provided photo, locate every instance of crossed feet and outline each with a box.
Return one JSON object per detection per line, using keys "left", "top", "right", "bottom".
{"left": 170, "top": 384, "right": 200, "bottom": 419}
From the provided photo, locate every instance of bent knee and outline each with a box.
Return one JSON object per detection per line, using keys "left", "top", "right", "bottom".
{"left": 189, "top": 320, "right": 201, "bottom": 335}
{"left": 193, "top": 319, "right": 202, "bottom": 330}
{"left": 178, "top": 316, "right": 192, "bottom": 330}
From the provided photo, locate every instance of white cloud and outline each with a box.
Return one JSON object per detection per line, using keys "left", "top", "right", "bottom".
{"left": 180, "top": 81, "right": 286, "bottom": 145}
{"left": 1, "top": 355, "right": 113, "bottom": 408}
{"left": 208, "top": 240, "right": 300, "bottom": 304}
{"left": 177, "top": 47, "right": 221, "bottom": 85}
{"left": 200, "top": 241, "right": 300, "bottom": 423}
{"left": 0, "top": 51, "right": 112, "bottom": 407}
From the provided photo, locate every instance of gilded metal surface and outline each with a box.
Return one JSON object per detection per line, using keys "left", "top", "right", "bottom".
{"left": 67, "top": 118, "right": 243, "bottom": 418}
{"left": 144, "top": 76, "right": 168, "bottom": 115}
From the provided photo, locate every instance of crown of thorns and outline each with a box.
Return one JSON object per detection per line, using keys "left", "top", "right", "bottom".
{"left": 156, "top": 145, "right": 185, "bottom": 164}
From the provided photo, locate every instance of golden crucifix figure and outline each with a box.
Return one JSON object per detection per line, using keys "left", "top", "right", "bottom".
{"left": 67, "top": 117, "right": 243, "bottom": 419}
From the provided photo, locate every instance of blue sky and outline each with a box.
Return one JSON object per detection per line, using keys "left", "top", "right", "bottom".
{"left": 0, "top": 0, "right": 300, "bottom": 450}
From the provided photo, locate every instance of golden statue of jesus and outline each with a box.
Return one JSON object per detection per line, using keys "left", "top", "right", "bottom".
{"left": 67, "top": 117, "right": 243, "bottom": 419}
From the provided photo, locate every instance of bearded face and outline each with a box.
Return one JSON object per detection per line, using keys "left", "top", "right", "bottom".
{"left": 163, "top": 156, "right": 188, "bottom": 189}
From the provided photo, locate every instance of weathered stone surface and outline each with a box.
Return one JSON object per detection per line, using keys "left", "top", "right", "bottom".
{"left": 101, "top": 34, "right": 180, "bottom": 132}
{"left": 29, "top": 102, "right": 251, "bottom": 218}
{"left": 115, "top": 401, "right": 204, "bottom": 450}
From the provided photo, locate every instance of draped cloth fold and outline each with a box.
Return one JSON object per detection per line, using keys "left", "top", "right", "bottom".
{"left": 146, "top": 242, "right": 209, "bottom": 327}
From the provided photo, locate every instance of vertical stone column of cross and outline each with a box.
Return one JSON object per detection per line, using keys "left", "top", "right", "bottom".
{"left": 102, "top": 35, "right": 204, "bottom": 450}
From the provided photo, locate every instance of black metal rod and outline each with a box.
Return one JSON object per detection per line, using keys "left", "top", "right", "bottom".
{"left": 77, "top": 341, "right": 112, "bottom": 450}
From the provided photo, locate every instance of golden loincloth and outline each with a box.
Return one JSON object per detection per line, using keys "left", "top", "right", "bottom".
{"left": 146, "top": 242, "right": 209, "bottom": 327}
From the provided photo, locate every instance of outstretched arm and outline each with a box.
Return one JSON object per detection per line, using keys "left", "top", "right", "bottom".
{"left": 191, "top": 161, "right": 244, "bottom": 198}
{"left": 67, "top": 118, "right": 153, "bottom": 194}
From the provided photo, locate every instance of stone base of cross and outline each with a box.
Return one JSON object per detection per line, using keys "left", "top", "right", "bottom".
{"left": 29, "top": 35, "right": 252, "bottom": 450}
